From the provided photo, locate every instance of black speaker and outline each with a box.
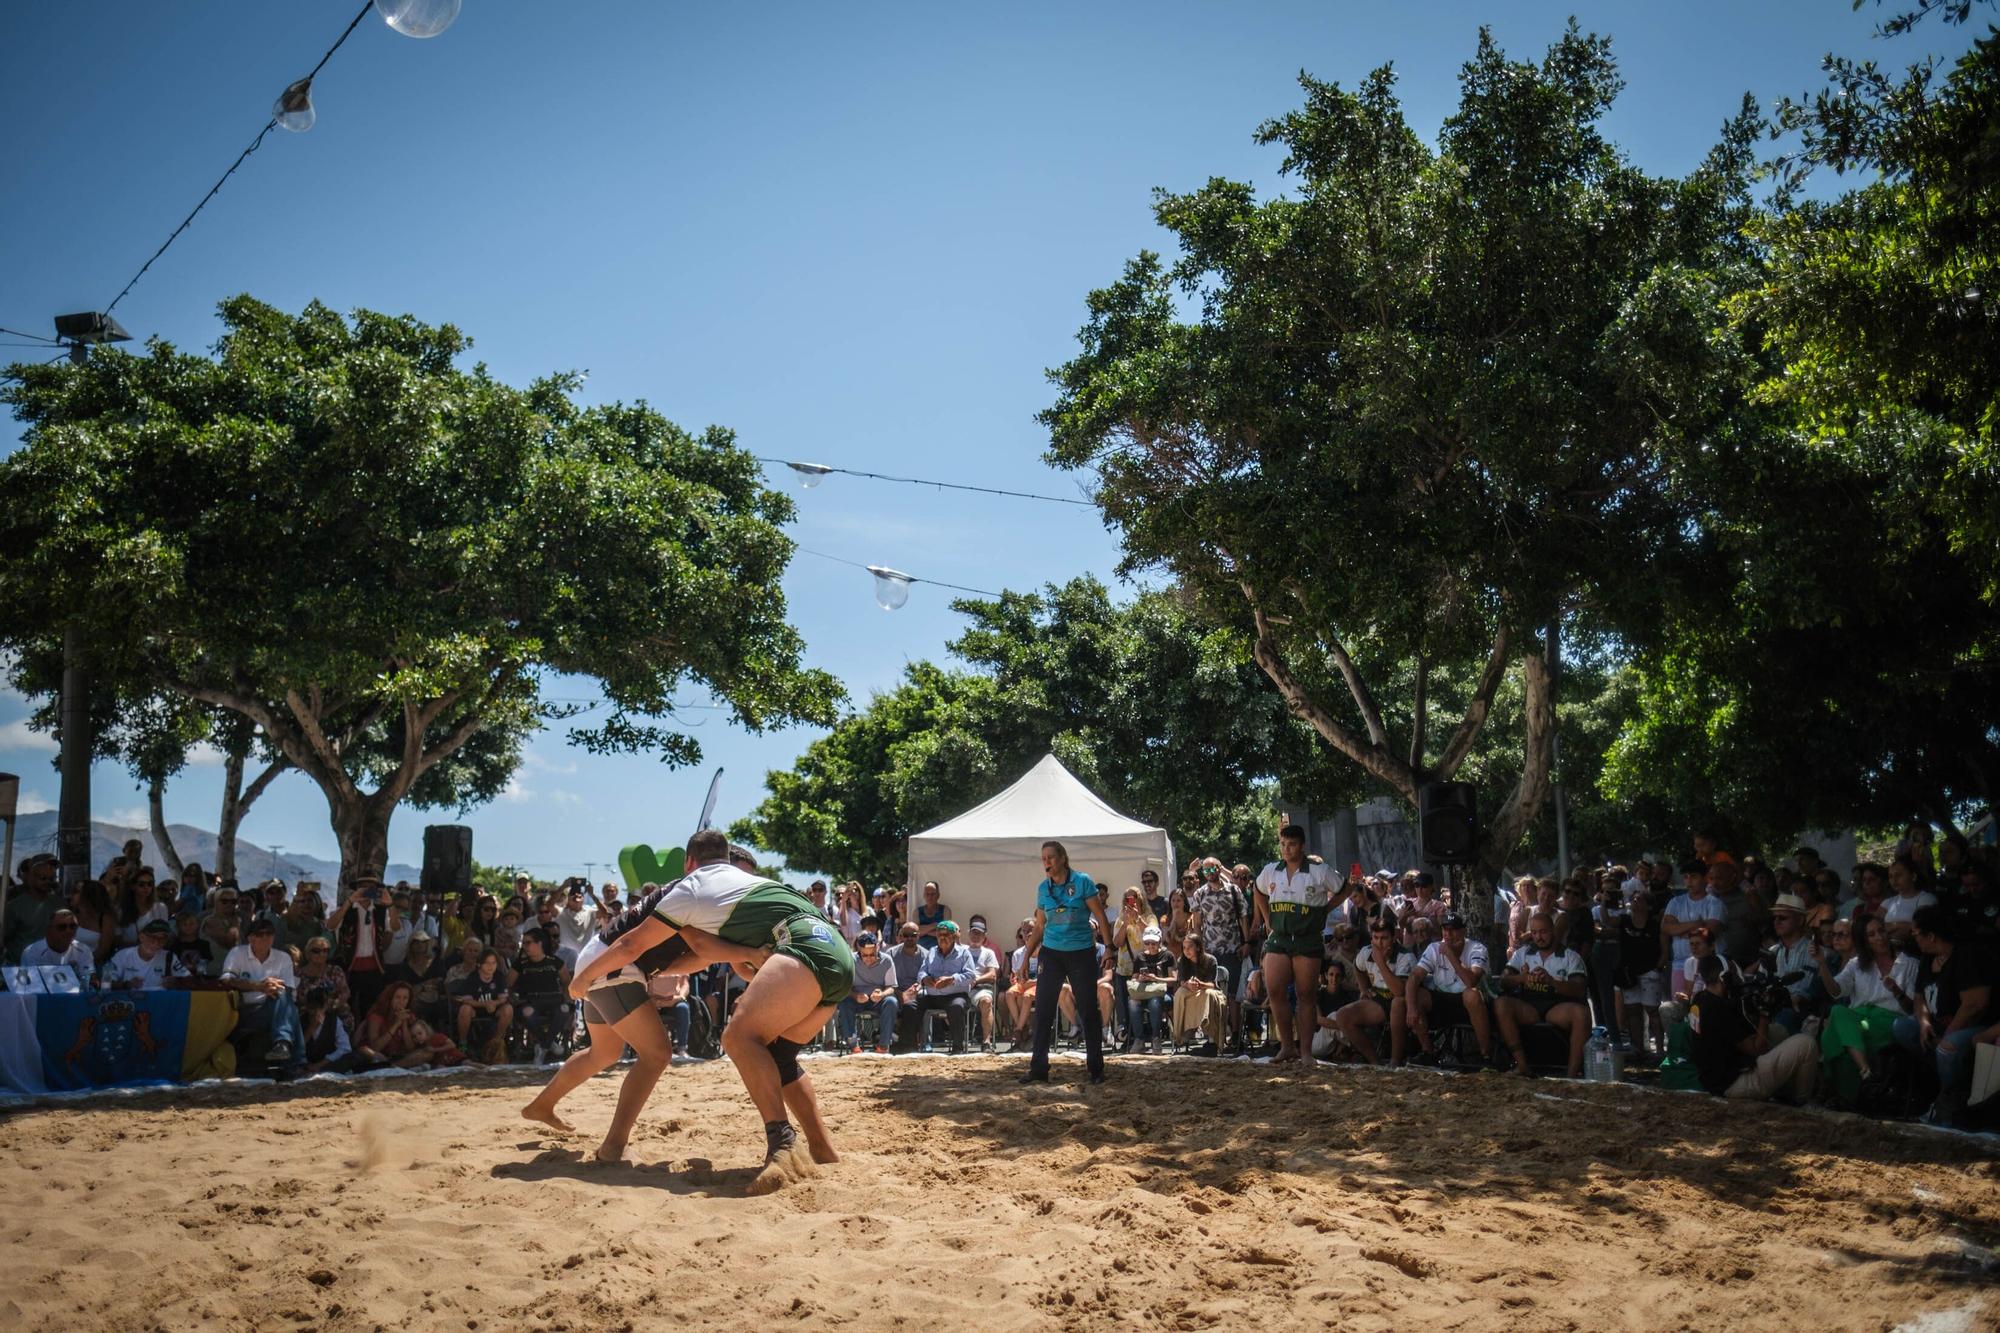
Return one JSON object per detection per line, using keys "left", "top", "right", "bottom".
{"left": 422, "top": 824, "right": 473, "bottom": 897}
{"left": 1419, "top": 782, "right": 1478, "bottom": 864}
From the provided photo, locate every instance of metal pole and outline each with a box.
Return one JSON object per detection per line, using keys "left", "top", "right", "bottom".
{"left": 1547, "top": 620, "right": 1570, "bottom": 882}
{"left": 58, "top": 621, "right": 93, "bottom": 890}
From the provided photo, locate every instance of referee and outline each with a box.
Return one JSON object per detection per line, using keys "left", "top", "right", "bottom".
{"left": 1019, "top": 840, "right": 1116, "bottom": 1086}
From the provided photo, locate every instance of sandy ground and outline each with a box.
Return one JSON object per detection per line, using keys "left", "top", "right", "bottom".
{"left": 3, "top": 1054, "right": 1997, "bottom": 1332}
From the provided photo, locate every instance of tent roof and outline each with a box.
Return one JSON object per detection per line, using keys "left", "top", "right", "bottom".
{"left": 910, "top": 754, "right": 1162, "bottom": 842}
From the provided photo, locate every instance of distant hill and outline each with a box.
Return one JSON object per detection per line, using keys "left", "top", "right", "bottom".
{"left": 5, "top": 811, "right": 422, "bottom": 886}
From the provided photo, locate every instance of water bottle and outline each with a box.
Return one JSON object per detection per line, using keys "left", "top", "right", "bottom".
{"left": 1586, "top": 1026, "right": 1613, "bottom": 1082}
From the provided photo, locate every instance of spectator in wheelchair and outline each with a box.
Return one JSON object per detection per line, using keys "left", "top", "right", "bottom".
{"left": 1335, "top": 922, "right": 1413, "bottom": 1066}
{"left": 453, "top": 947, "right": 516, "bottom": 1061}
{"left": 1495, "top": 911, "right": 1591, "bottom": 1078}
{"left": 511, "top": 928, "right": 572, "bottom": 1063}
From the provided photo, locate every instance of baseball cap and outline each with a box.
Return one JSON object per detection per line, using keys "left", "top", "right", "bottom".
{"left": 936, "top": 919, "right": 959, "bottom": 935}
{"left": 138, "top": 918, "right": 171, "bottom": 937}
{"left": 1141, "top": 925, "right": 1162, "bottom": 943}
{"left": 968, "top": 915, "right": 987, "bottom": 931}
{"left": 1440, "top": 912, "right": 1466, "bottom": 931}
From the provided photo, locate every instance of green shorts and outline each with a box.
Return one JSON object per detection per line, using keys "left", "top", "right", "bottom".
{"left": 774, "top": 913, "right": 855, "bottom": 1008}
{"left": 1262, "top": 931, "right": 1327, "bottom": 959}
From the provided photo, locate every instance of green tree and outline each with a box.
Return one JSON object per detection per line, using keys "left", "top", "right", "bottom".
{"left": 0, "top": 296, "right": 841, "bottom": 888}
{"left": 733, "top": 577, "right": 1336, "bottom": 882}
{"left": 1041, "top": 27, "right": 1760, "bottom": 889}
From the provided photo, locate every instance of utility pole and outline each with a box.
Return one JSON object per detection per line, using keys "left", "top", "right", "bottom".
{"left": 1547, "top": 619, "right": 1571, "bottom": 882}
{"left": 52, "top": 312, "right": 130, "bottom": 890}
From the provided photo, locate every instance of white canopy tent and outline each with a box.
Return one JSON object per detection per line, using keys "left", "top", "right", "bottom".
{"left": 906, "top": 755, "right": 1176, "bottom": 942}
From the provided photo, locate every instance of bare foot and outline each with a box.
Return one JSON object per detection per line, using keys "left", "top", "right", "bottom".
{"left": 805, "top": 1136, "right": 839, "bottom": 1166}
{"left": 521, "top": 1102, "right": 574, "bottom": 1133}
{"left": 592, "top": 1138, "right": 628, "bottom": 1163}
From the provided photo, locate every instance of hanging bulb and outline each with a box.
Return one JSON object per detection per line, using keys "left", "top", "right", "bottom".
{"left": 867, "top": 566, "right": 913, "bottom": 612}
{"left": 274, "top": 77, "right": 315, "bottom": 133}
{"left": 375, "top": 0, "right": 461, "bottom": 38}
{"left": 787, "top": 462, "right": 834, "bottom": 490}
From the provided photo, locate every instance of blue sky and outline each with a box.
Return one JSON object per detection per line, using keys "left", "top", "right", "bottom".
{"left": 0, "top": 2, "right": 1978, "bottom": 878}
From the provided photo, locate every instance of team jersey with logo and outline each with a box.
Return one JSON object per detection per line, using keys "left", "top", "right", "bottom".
{"left": 1504, "top": 945, "right": 1586, "bottom": 992}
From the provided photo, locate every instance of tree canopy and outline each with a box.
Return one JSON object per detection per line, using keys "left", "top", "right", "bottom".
{"left": 0, "top": 296, "right": 841, "bottom": 885}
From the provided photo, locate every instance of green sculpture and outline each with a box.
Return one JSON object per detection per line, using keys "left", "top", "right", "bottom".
{"left": 617, "top": 844, "right": 686, "bottom": 896}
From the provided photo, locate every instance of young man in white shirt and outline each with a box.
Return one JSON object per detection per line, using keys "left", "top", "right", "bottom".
{"left": 1494, "top": 912, "right": 1591, "bottom": 1077}
{"left": 963, "top": 916, "right": 1002, "bottom": 1053}
{"left": 1661, "top": 859, "right": 1726, "bottom": 969}
{"left": 1334, "top": 921, "right": 1414, "bottom": 1066}
{"left": 1406, "top": 913, "right": 1492, "bottom": 1064}
{"left": 102, "top": 918, "right": 186, "bottom": 990}
{"left": 223, "top": 918, "right": 304, "bottom": 1069}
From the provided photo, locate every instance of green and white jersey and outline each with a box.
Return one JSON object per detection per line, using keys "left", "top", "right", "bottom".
{"left": 650, "top": 864, "right": 817, "bottom": 949}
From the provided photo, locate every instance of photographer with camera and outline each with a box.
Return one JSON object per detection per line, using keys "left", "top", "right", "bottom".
{"left": 1687, "top": 954, "right": 1819, "bottom": 1103}
{"left": 329, "top": 874, "right": 397, "bottom": 1021}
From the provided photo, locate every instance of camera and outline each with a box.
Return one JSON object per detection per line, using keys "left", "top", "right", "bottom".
{"left": 1736, "top": 972, "right": 1791, "bottom": 1022}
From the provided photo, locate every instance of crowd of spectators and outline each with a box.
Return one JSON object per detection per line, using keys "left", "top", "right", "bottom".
{"left": 3, "top": 827, "right": 1995, "bottom": 1131}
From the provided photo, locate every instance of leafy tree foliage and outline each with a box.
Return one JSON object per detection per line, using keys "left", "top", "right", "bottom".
{"left": 0, "top": 296, "right": 840, "bottom": 887}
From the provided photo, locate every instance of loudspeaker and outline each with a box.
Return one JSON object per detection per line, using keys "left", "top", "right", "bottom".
{"left": 422, "top": 824, "right": 473, "bottom": 897}
{"left": 1419, "top": 782, "right": 1478, "bottom": 864}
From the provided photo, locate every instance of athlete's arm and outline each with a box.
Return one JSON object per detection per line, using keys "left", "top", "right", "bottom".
{"left": 672, "top": 923, "right": 772, "bottom": 971}
{"left": 569, "top": 917, "right": 672, "bottom": 997}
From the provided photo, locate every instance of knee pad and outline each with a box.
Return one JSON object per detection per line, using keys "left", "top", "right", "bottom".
{"left": 768, "top": 1037, "right": 805, "bottom": 1086}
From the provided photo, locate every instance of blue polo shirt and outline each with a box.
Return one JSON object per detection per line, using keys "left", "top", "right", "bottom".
{"left": 1036, "top": 871, "right": 1100, "bottom": 952}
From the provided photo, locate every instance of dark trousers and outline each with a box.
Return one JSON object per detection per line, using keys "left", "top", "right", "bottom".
{"left": 916, "top": 992, "right": 970, "bottom": 1050}
{"left": 1030, "top": 946, "right": 1104, "bottom": 1078}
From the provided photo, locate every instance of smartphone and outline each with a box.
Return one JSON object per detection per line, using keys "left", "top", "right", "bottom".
{"left": 1349, "top": 862, "right": 1363, "bottom": 883}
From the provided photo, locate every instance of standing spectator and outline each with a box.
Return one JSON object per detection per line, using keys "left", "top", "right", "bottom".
{"left": 1842, "top": 863, "right": 1891, "bottom": 925}
{"left": 21, "top": 909, "right": 96, "bottom": 984}
{"left": 1255, "top": 825, "right": 1348, "bottom": 1069}
{"left": 1407, "top": 913, "right": 1493, "bottom": 1065}
{"left": 1494, "top": 913, "right": 1591, "bottom": 1078}
{"left": 468, "top": 895, "right": 501, "bottom": 946}
{"left": 1126, "top": 925, "right": 1174, "bottom": 1054}
{"left": 282, "top": 886, "right": 330, "bottom": 952}
{"left": 553, "top": 882, "right": 596, "bottom": 960}
{"left": 1704, "top": 855, "right": 1764, "bottom": 972}
{"left": 1892, "top": 906, "right": 1996, "bottom": 1127}
{"left": 1506, "top": 876, "right": 1538, "bottom": 955}
{"left": 67, "top": 879, "right": 119, "bottom": 970}
{"left": 383, "top": 889, "right": 423, "bottom": 966}
{"left": 869, "top": 887, "right": 896, "bottom": 936}
{"left": 114, "top": 866, "right": 171, "bottom": 948}
{"left": 1590, "top": 875, "right": 1626, "bottom": 1032}
{"left": 834, "top": 883, "right": 866, "bottom": 943}
{"left": 222, "top": 919, "right": 303, "bottom": 1070}
{"left": 1818, "top": 914, "right": 1918, "bottom": 1105}
{"left": 912, "top": 921, "right": 976, "bottom": 1053}
{"left": 1662, "top": 859, "right": 1726, "bottom": 971}
{"left": 102, "top": 918, "right": 185, "bottom": 990}
{"left": 331, "top": 875, "right": 395, "bottom": 1020}
{"left": 806, "top": 881, "right": 833, "bottom": 922}
{"left": 3, "top": 854, "right": 61, "bottom": 963}
{"left": 1616, "top": 891, "right": 1665, "bottom": 1056}
{"left": 1193, "top": 857, "right": 1252, "bottom": 1053}
{"left": 1163, "top": 882, "right": 1192, "bottom": 955}
{"left": 1335, "top": 922, "right": 1413, "bottom": 1066}
{"left": 253, "top": 881, "right": 291, "bottom": 949}
{"left": 1879, "top": 855, "right": 1938, "bottom": 945}
{"left": 964, "top": 916, "right": 1002, "bottom": 1052}
{"left": 1148, "top": 869, "right": 1176, "bottom": 922}
{"left": 172, "top": 861, "right": 209, "bottom": 917}
{"left": 1021, "top": 840, "right": 1114, "bottom": 1086}
{"left": 914, "top": 881, "right": 951, "bottom": 948}
{"left": 1405, "top": 873, "right": 1448, "bottom": 928}
{"left": 200, "top": 885, "right": 243, "bottom": 959}
{"left": 839, "top": 932, "right": 901, "bottom": 1054}
{"left": 1688, "top": 954, "right": 1820, "bottom": 1102}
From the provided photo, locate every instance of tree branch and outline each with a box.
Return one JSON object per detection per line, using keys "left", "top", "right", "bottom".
{"left": 238, "top": 755, "right": 290, "bottom": 813}
{"left": 1479, "top": 649, "right": 1555, "bottom": 870}
{"left": 1289, "top": 585, "right": 1394, "bottom": 756}
{"left": 1409, "top": 653, "right": 1429, "bottom": 773}
{"left": 1434, "top": 622, "right": 1514, "bottom": 779}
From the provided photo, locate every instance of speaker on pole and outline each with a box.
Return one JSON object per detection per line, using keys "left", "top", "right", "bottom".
{"left": 422, "top": 824, "right": 473, "bottom": 898}
{"left": 1419, "top": 782, "right": 1478, "bottom": 864}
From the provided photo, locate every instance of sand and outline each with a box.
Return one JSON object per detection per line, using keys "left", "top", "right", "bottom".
{"left": 3, "top": 1055, "right": 1996, "bottom": 1331}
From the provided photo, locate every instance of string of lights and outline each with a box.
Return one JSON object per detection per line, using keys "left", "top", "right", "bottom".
{"left": 755, "top": 456, "right": 1093, "bottom": 507}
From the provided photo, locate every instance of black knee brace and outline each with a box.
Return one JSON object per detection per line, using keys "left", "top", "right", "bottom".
{"left": 769, "top": 1037, "right": 805, "bottom": 1086}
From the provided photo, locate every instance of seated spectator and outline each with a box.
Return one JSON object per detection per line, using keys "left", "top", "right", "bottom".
{"left": 511, "top": 929, "right": 571, "bottom": 1061}
{"left": 1891, "top": 906, "right": 1996, "bottom": 1127}
{"left": 67, "top": 878, "right": 119, "bottom": 970}
{"left": 113, "top": 867, "right": 171, "bottom": 948}
{"left": 357, "top": 980, "right": 464, "bottom": 1069}
{"left": 1841, "top": 862, "right": 1891, "bottom": 925}
{"left": 1660, "top": 926, "right": 1740, "bottom": 1031}
{"left": 296, "top": 937, "right": 351, "bottom": 1018}
{"left": 201, "top": 886, "right": 244, "bottom": 959}
{"left": 222, "top": 919, "right": 303, "bottom": 1072}
{"left": 648, "top": 969, "right": 693, "bottom": 1054}
{"left": 443, "top": 936, "right": 484, "bottom": 994}
{"left": 1616, "top": 891, "right": 1665, "bottom": 1057}
{"left": 1688, "top": 955, "right": 1819, "bottom": 1103}
{"left": 839, "top": 932, "right": 900, "bottom": 1053}
{"left": 1171, "top": 931, "right": 1226, "bottom": 1051}
{"left": 20, "top": 909, "right": 97, "bottom": 985}
{"left": 101, "top": 918, "right": 185, "bottom": 990}
{"left": 1126, "top": 925, "right": 1174, "bottom": 1054}
{"left": 1818, "top": 914, "right": 1917, "bottom": 1105}
{"left": 886, "top": 922, "right": 929, "bottom": 1050}
{"left": 165, "top": 910, "right": 215, "bottom": 979}
{"left": 453, "top": 948, "right": 515, "bottom": 1062}
{"left": 297, "top": 990, "right": 364, "bottom": 1076}
{"left": 911, "top": 921, "right": 976, "bottom": 1053}
{"left": 1765, "top": 894, "right": 1820, "bottom": 1032}
{"left": 1005, "top": 925, "right": 1039, "bottom": 1050}
{"left": 4, "top": 853, "right": 61, "bottom": 965}
{"left": 1406, "top": 913, "right": 1492, "bottom": 1064}
{"left": 1494, "top": 912, "right": 1591, "bottom": 1078}
{"left": 1335, "top": 922, "right": 1413, "bottom": 1066}
{"left": 964, "top": 916, "right": 1002, "bottom": 1052}
{"left": 392, "top": 932, "right": 451, "bottom": 1028}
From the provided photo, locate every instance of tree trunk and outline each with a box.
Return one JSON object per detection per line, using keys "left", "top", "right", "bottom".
{"left": 147, "top": 776, "right": 185, "bottom": 883}
{"left": 214, "top": 748, "right": 245, "bottom": 881}
{"left": 1464, "top": 647, "right": 1558, "bottom": 934}
{"left": 329, "top": 795, "right": 394, "bottom": 896}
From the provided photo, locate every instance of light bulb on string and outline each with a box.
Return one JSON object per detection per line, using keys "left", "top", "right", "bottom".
{"left": 375, "top": 0, "right": 461, "bottom": 38}
{"left": 273, "top": 77, "right": 316, "bottom": 132}
{"left": 787, "top": 462, "right": 833, "bottom": 490}
{"left": 867, "top": 566, "right": 913, "bottom": 612}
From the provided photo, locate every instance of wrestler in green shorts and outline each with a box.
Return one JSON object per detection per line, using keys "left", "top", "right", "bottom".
{"left": 773, "top": 912, "right": 856, "bottom": 1007}
{"left": 1262, "top": 902, "right": 1331, "bottom": 957}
